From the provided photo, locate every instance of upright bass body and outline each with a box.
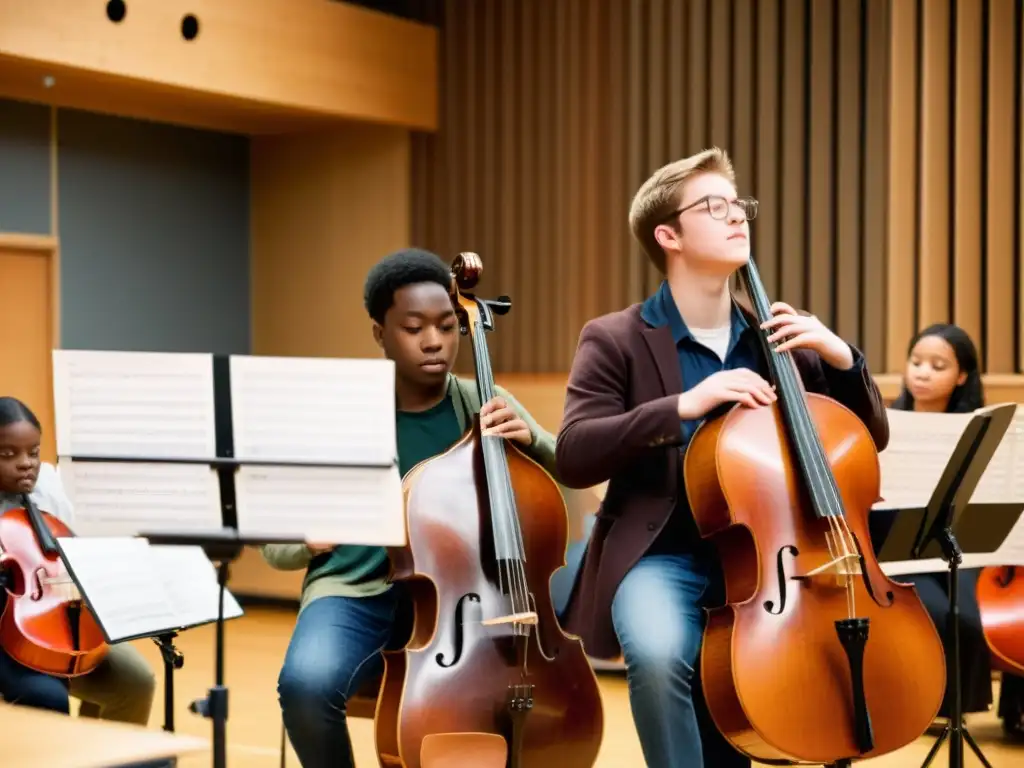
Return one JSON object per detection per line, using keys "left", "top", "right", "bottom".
{"left": 977, "top": 565, "right": 1024, "bottom": 674}
{"left": 683, "top": 258, "right": 946, "bottom": 765}
{"left": 374, "top": 253, "right": 603, "bottom": 768}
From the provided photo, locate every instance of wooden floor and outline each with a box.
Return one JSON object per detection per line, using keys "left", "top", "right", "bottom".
{"left": 79, "top": 606, "right": 1022, "bottom": 767}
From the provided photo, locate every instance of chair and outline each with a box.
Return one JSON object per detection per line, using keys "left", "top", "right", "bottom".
{"left": 346, "top": 674, "right": 381, "bottom": 719}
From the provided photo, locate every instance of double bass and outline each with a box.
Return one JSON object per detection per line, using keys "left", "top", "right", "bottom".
{"left": 0, "top": 495, "right": 108, "bottom": 676}
{"left": 683, "top": 257, "right": 947, "bottom": 765}
{"left": 977, "top": 565, "right": 1024, "bottom": 674}
{"left": 374, "top": 253, "right": 603, "bottom": 768}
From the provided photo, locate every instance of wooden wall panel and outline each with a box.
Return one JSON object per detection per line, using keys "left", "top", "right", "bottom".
{"left": 861, "top": 0, "right": 891, "bottom": 370}
{"left": 884, "top": 0, "right": 919, "bottom": 371}
{"left": 986, "top": 0, "right": 1018, "bottom": 373}
{"left": 953, "top": 0, "right": 984, "bottom": 350}
{"left": 413, "top": 0, "right": 1023, "bottom": 376}
{"left": 835, "top": 0, "right": 865, "bottom": 345}
{"left": 251, "top": 125, "right": 411, "bottom": 359}
{"left": 0, "top": 0, "right": 438, "bottom": 133}
{"left": 886, "top": 0, "right": 1024, "bottom": 374}
{"left": 917, "top": 0, "right": 951, "bottom": 329}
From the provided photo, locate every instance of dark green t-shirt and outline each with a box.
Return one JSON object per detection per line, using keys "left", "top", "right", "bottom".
{"left": 306, "top": 394, "right": 465, "bottom": 589}
{"left": 396, "top": 395, "right": 465, "bottom": 477}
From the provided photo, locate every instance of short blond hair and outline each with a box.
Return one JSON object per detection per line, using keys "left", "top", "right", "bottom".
{"left": 628, "top": 147, "right": 736, "bottom": 272}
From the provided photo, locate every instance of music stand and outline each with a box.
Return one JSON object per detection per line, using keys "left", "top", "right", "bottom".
{"left": 153, "top": 631, "right": 184, "bottom": 732}
{"left": 50, "top": 349, "right": 405, "bottom": 768}
{"left": 53, "top": 535, "right": 245, "bottom": 742}
{"left": 134, "top": 528, "right": 249, "bottom": 768}
{"left": 874, "top": 403, "right": 1019, "bottom": 768}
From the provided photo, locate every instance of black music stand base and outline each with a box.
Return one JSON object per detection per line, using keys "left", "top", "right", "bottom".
{"left": 919, "top": 528, "right": 993, "bottom": 768}
{"left": 152, "top": 632, "right": 184, "bottom": 732}
{"left": 186, "top": 547, "right": 241, "bottom": 768}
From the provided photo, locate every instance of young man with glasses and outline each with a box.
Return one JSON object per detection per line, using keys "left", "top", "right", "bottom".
{"left": 555, "top": 148, "right": 889, "bottom": 768}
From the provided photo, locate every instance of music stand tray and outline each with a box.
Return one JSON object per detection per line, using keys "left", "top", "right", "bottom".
{"left": 873, "top": 403, "right": 1020, "bottom": 768}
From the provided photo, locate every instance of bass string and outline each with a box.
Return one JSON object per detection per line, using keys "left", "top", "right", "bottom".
{"left": 473, "top": 313, "right": 531, "bottom": 621}
{"left": 746, "top": 263, "right": 858, "bottom": 616}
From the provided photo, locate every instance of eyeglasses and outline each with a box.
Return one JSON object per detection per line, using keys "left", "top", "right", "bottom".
{"left": 661, "top": 195, "right": 759, "bottom": 223}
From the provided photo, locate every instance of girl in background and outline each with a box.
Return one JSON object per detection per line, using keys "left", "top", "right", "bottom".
{"left": 0, "top": 396, "right": 156, "bottom": 724}
{"left": 890, "top": 324, "right": 1024, "bottom": 737}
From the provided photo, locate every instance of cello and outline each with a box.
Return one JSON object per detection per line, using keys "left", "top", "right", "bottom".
{"left": 976, "top": 565, "right": 1024, "bottom": 674}
{"left": 0, "top": 495, "right": 108, "bottom": 676}
{"left": 683, "top": 256, "right": 947, "bottom": 765}
{"left": 374, "top": 252, "right": 604, "bottom": 768}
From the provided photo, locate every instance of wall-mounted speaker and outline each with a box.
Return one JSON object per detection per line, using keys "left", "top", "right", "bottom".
{"left": 105, "top": 0, "right": 126, "bottom": 24}
{"left": 181, "top": 14, "right": 200, "bottom": 42}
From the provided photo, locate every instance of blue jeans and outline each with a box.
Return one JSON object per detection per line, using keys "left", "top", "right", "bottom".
{"left": 612, "top": 553, "right": 749, "bottom": 768}
{"left": 0, "top": 645, "right": 70, "bottom": 713}
{"left": 278, "top": 590, "right": 401, "bottom": 768}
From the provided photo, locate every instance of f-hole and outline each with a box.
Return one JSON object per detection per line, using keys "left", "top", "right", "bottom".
{"left": 763, "top": 545, "right": 799, "bottom": 615}
{"left": 435, "top": 593, "right": 479, "bottom": 668}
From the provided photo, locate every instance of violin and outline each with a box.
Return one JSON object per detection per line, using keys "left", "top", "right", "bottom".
{"left": 977, "top": 565, "right": 1024, "bottom": 674}
{"left": 375, "top": 253, "right": 603, "bottom": 768}
{"left": 0, "top": 495, "right": 108, "bottom": 676}
{"left": 683, "top": 257, "right": 946, "bottom": 764}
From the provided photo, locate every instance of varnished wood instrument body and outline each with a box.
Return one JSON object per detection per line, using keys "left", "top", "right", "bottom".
{"left": 374, "top": 253, "right": 603, "bottom": 768}
{"left": 977, "top": 565, "right": 1024, "bottom": 674}
{"left": 683, "top": 258, "right": 946, "bottom": 765}
{"left": 0, "top": 503, "right": 108, "bottom": 677}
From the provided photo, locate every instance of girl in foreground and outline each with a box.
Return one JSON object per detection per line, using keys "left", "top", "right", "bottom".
{"left": 0, "top": 396, "right": 155, "bottom": 723}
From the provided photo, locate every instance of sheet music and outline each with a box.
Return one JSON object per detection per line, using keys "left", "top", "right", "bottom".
{"left": 874, "top": 407, "right": 1024, "bottom": 510}
{"left": 228, "top": 355, "right": 396, "bottom": 466}
{"left": 52, "top": 350, "right": 216, "bottom": 460}
{"left": 149, "top": 545, "right": 243, "bottom": 628}
{"left": 972, "top": 409, "right": 1024, "bottom": 503}
{"left": 58, "top": 460, "right": 223, "bottom": 537}
{"left": 234, "top": 464, "right": 406, "bottom": 546}
{"left": 56, "top": 537, "right": 181, "bottom": 643}
{"left": 57, "top": 537, "right": 244, "bottom": 643}
{"left": 875, "top": 405, "right": 1024, "bottom": 576}
{"left": 873, "top": 409, "right": 975, "bottom": 510}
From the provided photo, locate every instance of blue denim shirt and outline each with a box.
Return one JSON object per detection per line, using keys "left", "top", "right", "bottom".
{"left": 640, "top": 281, "right": 762, "bottom": 446}
{"left": 641, "top": 281, "right": 764, "bottom": 554}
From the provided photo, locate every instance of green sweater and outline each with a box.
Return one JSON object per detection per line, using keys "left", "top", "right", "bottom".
{"left": 261, "top": 374, "right": 562, "bottom": 612}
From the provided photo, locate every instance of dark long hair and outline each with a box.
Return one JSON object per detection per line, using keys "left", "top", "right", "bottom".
{"left": 891, "top": 324, "right": 984, "bottom": 413}
{"left": 0, "top": 397, "right": 40, "bottom": 430}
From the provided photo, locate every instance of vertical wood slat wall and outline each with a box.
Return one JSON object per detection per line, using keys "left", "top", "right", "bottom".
{"left": 411, "top": 0, "right": 1024, "bottom": 376}
{"left": 887, "top": 0, "right": 1024, "bottom": 373}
